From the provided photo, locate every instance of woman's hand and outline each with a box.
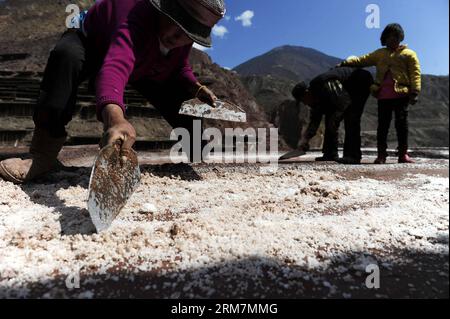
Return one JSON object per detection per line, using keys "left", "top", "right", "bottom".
{"left": 100, "top": 104, "right": 137, "bottom": 151}
{"left": 195, "top": 85, "right": 218, "bottom": 107}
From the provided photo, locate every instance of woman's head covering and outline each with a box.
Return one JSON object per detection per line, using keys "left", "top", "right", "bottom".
{"left": 149, "top": 0, "right": 226, "bottom": 47}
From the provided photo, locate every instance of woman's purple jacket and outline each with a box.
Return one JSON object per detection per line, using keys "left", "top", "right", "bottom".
{"left": 83, "top": 0, "right": 198, "bottom": 119}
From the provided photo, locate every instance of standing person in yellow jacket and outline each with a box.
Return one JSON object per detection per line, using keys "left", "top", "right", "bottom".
{"left": 338, "top": 23, "right": 421, "bottom": 164}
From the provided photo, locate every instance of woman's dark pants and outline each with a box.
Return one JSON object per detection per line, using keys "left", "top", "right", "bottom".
{"left": 377, "top": 98, "right": 410, "bottom": 156}
{"left": 322, "top": 70, "right": 373, "bottom": 161}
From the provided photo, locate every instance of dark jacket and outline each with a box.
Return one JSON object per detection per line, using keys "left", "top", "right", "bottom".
{"left": 304, "top": 67, "right": 373, "bottom": 140}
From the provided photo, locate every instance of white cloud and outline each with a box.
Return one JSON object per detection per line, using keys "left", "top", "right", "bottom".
{"left": 212, "top": 25, "right": 229, "bottom": 38}
{"left": 224, "top": 15, "right": 231, "bottom": 21}
{"left": 235, "top": 10, "right": 254, "bottom": 27}
{"left": 193, "top": 43, "right": 211, "bottom": 51}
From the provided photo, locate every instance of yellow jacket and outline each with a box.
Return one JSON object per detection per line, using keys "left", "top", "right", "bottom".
{"left": 341, "top": 45, "right": 421, "bottom": 96}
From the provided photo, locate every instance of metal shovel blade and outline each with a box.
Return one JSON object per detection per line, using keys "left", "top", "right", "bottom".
{"left": 279, "top": 150, "right": 307, "bottom": 161}
{"left": 179, "top": 98, "right": 247, "bottom": 123}
{"left": 87, "top": 144, "right": 141, "bottom": 232}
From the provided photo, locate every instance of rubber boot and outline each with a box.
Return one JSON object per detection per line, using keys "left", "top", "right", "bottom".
{"left": 374, "top": 155, "right": 387, "bottom": 164}
{"left": 374, "top": 147, "right": 387, "bottom": 164}
{"left": 0, "top": 128, "right": 66, "bottom": 184}
{"left": 398, "top": 147, "right": 415, "bottom": 164}
{"left": 315, "top": 154, "right": 339, "bottom": 162}
{"left": 337, "top": 157, "right": 361, "bottom": 165}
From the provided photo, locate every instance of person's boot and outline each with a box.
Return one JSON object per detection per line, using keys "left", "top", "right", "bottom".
{"left": 398, "top": 146, "right": 415, "bottom": 164}
{"left": 398, "top": 147, "right": 415, "bottom": 164}
{"left": 374, "top": 155, "right": 387, "bottom": 164}
{"left": 398, "top": 154, "right": 414, "bottom": 164}
{"left": 0, "top": 128, "right": 66, "bottom": 184}
{"left": 374, "top": 147, "right": 387, "bottom": 164}
{"left": 337, "top": 157, "right": 361, "bottom": 165}
{"left": 315, "top": 155, "right": 339, "bottom": 162}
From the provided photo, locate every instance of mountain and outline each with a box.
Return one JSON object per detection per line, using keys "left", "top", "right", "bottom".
{"left": 235, "top": 45, "right": 449, "bottom": 148}
{"left": 234, "top": 45, "right": 342, "bottom": 82}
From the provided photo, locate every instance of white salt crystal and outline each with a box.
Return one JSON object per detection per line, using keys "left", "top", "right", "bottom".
{"left": 141, "top": 203, "right": 158, "bottom": 213}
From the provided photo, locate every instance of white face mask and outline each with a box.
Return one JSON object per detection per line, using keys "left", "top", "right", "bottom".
{"left": 159, "top": 38, "right": 170, "bottom": 56}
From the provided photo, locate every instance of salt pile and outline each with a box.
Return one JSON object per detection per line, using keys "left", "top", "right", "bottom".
{"left": 0, "top": 160, "right": 448, "bottom": 298}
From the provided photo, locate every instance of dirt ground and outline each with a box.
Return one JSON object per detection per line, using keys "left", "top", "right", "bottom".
{"left": 0, "top": 147, "right": 448, "bottom": 299}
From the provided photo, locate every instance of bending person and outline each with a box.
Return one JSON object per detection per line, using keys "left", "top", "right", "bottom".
{"left": 292, "top": 67, "right": 373, "bottom": 164}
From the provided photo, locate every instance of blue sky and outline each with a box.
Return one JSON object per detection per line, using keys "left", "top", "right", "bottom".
{"left": 202, "top": 0, "right": 449, "bottom": 75}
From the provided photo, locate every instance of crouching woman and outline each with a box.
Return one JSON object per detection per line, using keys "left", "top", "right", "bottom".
{"left": 0, "top": 0, "right": 226, "bottom": 184}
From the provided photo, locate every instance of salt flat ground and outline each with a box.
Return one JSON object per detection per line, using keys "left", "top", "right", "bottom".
{"left": 0, "top": 148, "right": 448, "bottom": 298}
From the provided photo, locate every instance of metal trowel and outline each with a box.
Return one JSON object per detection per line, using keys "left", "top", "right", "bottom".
{"left": 179, "top": 98, "right": 247, "bottom": 123}
{"left": 279, "top": 150, "right": 307, "bottom": 161}
{"left": 87, "top": 142, "right": 141, "bottom": 232}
